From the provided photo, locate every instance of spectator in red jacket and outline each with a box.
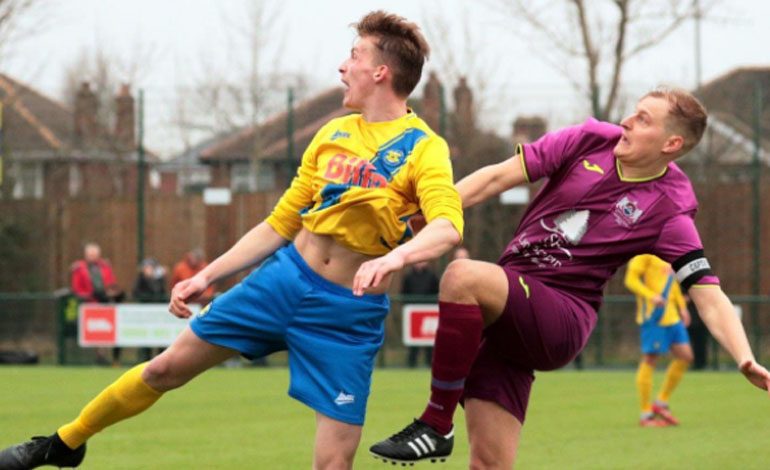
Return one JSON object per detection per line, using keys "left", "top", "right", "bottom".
{"left": 71, "top": 243, "right": 123, "bottom": 303}
{"left": 70, "top": 242, "right": 124, "bottom": 366}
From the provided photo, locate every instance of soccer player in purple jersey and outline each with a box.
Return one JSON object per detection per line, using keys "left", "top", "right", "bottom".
{"left": 370, "top": 87, "right": 770, "bottom": 467}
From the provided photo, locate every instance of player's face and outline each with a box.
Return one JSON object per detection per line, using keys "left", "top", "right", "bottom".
{"left": 339, "top": 36, "right": 380, "bottom": 110}
{"left": 614, "top": 96, "right": 673, "bottom": 163}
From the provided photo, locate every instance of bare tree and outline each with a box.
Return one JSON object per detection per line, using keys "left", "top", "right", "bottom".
{"left": 485, "top": 0, "right": 718, "bottom": 121}
{"left": 173, "top": 0, "right": 309, "bottom": 149}
{"left": 0, "top": 0, "right": 41, "bottom": 63}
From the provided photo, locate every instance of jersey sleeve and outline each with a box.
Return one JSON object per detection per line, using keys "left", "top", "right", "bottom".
{"left": 519, "top": 118, "right": 621, "bottom": 182}
{"left": 411, "top": 136, "right": 464, "bottom": 239}
{"left": 265, "top": 122, "right": 329, "bottom": 239}
{"left": 652, "top": 214, "right": 720, "bottom": 291}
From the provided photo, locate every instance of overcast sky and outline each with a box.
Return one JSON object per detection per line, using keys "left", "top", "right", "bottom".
{"left": 3, "top": 0, "right": 768, "bottom": 157}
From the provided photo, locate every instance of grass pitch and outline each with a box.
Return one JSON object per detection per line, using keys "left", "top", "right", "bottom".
{"left": 1, "top": 366, "right": 768, "bottom": 469}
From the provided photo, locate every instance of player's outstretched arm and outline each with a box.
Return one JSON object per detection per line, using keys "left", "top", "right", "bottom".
{"left": 352, "top": 218, "right": 460, "bottom": 296}
{"left": 169, "top": 222, "right": 287, "bottom": 318}
{"left": 456, "top": 155, "right": 527, "bottom": 209}
{"left": 690, "top": 286, "right": 770, "bottom": 395}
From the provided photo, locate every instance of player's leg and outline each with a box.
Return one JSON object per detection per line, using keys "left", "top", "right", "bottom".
{"left": 653, "top": 324, "right": 692, "bottom": 425}
{"left": 465, "top": 398, "right": 522, "bottom": 469}
{"left": 421, "top": 259, "right": 509, "bottom": 433}
{"left": 637, "top": 353, "right": 665, "bottom": 426}
{"left": 0, "top": 328, "right": 238, "bottom": 469}
{"left": 370, "top": 259, "right": 508, "bottom": 463}
{"left": 313, "top": 413, "right": 362, "bottom": 470}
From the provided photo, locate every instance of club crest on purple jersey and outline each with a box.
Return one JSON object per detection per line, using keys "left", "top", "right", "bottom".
{"left": 614, "top": 195, "right": 644, "bottom": 227}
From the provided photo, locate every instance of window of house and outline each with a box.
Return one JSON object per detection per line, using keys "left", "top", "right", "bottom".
{"left": 69, "top": 164, "right": 82, "bottom": 196}
{"left": 231, "top": 160, "right": 276, "bottom": 192}
{"left": 11, "top": 162, "right": 43, "bottom": 199}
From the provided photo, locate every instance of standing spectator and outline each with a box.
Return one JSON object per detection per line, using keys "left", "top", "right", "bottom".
{"left": 132, "top": 258, "right": 168, "bottom": 362}
{"left": 170, "top": 249, "right": 215, "bottom": 304}
{"left": 402, "top": 261, "right": 439, "bottom": 367}
{"left": 70, "top": 242, "right": 124, "bottom": 366}
{"left": 132, "top": 258, "right": 167, "bottom": 303}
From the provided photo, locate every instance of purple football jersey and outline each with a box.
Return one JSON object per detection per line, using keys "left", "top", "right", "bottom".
{"left": 499, "top": 118, "right": 719, "bottom": 310}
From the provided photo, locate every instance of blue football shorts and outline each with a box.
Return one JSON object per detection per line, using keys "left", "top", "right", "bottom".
{"left": 640, "top": 321, "right": 690, "bottom": 355}
{"left": 189, "top": 243, "right": 389, "bottom": 425}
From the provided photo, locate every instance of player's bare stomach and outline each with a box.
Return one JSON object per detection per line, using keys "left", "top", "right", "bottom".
{"left": 294, "top": 228, "right": 392, "bottom": 295}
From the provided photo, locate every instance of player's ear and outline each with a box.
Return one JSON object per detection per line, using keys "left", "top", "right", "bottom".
{"left": 662, "top": 134, "right": 684, "bottom": 156}
{"left": 373, "top": 64, "right": 388, "bottom": 83}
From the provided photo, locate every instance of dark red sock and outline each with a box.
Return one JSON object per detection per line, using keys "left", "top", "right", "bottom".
{"left": 419, "top": 301, "right": 483, "bottom": 435}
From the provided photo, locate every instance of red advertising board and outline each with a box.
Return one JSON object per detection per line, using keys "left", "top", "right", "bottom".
{"left": 402, "top": 304, "right": 439, "bottom": 346}
{"left": 78, "top": 305, "right": 117, "bottom": 346}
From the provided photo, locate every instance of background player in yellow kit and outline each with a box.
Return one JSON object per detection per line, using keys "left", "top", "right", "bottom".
{"left": 625, "top": 254, "right": 693, "bottom": 427}
{"left": 0, "top": 11, "right": 463, "bottom": 470}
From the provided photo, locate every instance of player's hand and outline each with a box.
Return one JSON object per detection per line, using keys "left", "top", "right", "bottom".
{"left": 651, "top": 295, "right": 665, "bottom": 307}
{"left": 169, "top": 275, "right": 208, "bottom": 318}
{"left": 352, "top": 251, "right": 406, "bottom": 296}
{"left": 739, "top": 359, "right": 770, "bottom": 396}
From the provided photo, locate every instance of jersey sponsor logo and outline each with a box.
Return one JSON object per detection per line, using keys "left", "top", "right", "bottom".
{"left": 330, "top": 130, "right": 350, "bottom": 141}
{"left": 511, "top": 209, "right": 590, "bottom": 269}
{"left": 334, "top": 391, "right": 355, "bottom": 406}
{"left": 582, "top": 159, "right": 604, "bottom": 175}
{"left": 613, "top": 195, "right": 644, "bottom": 227}
{"left": 324, "top": 154, "right": 388, "bottom": 188}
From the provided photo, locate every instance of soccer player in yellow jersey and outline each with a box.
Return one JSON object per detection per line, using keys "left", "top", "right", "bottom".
{"left": 0, "top": 11, "right": 463, "bottom": 470}
{"left": 625, "top": 254, "right": 694, "bottom": 427}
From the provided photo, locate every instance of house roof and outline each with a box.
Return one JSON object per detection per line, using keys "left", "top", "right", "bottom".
{"left": 0, "top": 73, "right": 159, "bottom": 163}
{"left": 0, "top": 74, "right": 72, "bottom": 154}
{"left": 200, "top": 87, "right": 348, "bottom": 163}
{"left": 697, "top": 66, "right": 770, "bottom": 139}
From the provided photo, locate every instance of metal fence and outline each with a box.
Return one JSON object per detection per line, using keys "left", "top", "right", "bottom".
{"left": 2, "top": 292, "right": 768, "bottom": 368}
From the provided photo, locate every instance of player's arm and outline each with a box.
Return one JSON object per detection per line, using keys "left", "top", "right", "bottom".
{"left": 170, "top": 124, "right": 324, "bottom": 317}
{"left": 456, "top": 152, "right": 527, "bottom": 209}
{"left": 689, "top": 286, "right": 770, "bottom": 393}
{"left": 353, "top": 137, "right": 463, "bottom": 295}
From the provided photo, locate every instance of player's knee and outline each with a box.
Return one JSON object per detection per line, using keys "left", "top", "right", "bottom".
{"left": 142, "top": 356, "right": 185, "bottom": 392}
{"left": 439, "top": 259, "right": 477, "bottom": 301}
{"left": 313, "top": 453, "right": 353, "bottom": 470}
{"left": 470, "top": 447, "right": 509, "bottom": 470}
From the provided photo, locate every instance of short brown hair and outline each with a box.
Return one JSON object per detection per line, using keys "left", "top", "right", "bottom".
{"left": 644, "top": 87, "right": 708, "bottom": 153}
{"left": 353, "top": 11, "right": 430, "bottom": 97}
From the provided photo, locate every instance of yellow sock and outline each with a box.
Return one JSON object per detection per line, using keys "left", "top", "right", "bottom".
{"left": 57, "top": 363, "right": 162, "bottom": 449}
{"left": 636, "top": 361, "right": 654, "bottom": 414}
{"left": 657, "top": 358, "right": 689, "bottom": 403}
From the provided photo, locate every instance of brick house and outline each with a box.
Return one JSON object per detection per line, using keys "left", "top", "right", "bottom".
{"left": 0, "top": 75, "right": 163, "bottom": 200}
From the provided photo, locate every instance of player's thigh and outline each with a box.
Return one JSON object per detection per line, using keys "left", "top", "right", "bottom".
{"left": 143, "top": 326, "right": 239, "bottom": 391}
{"left": 313, "top": 412, "right": 361, "bottom": 469}
{"left": 440, "top": 259, "right": 509, "bottom": 324}
{"left": 465, "top": 398, "right": 521, "bottom": 469}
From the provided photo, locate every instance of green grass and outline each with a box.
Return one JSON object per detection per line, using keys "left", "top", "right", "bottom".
{"left": 1, "top": 367, "right": 768, "bottom": 469}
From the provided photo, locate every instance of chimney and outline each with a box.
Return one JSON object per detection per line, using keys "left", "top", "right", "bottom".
{"left": 74, "top": 82, "right": 98, "bottom": 146}
{"left": 453, "top": 77, "right": 474, "bottom": 140}
{"left": 421, "top": 72, "right": 441, "bottom": 132}
{"left": 512, "top": 116, "right": 547, "bottom": 144}
{"left": 114, "top": 83, "right": 135, "bottom": 151}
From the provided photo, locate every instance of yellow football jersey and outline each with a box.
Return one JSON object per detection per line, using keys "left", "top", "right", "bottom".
{"left": 625, "top": 254, "right": 686, "bottom": 326}
{"left": 266, "top": 110, "right": 463, "bottom": 256}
